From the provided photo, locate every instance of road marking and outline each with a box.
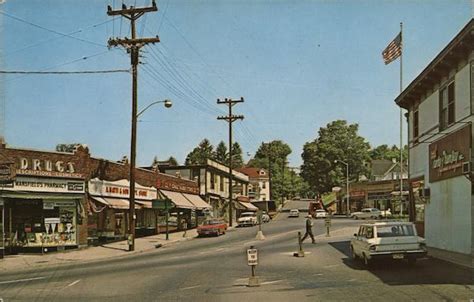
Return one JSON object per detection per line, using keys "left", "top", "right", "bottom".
{"left": 260, "top": 280, "right": 283, "bottom": 285}
{"left": 180, "top": 285, "right": 201, "bottom": 290}
{"left": 0, "top": 276, "right": 46, "bottom": 285}
{"left": 67, "top": 280, "right": 81, "bottom": 287}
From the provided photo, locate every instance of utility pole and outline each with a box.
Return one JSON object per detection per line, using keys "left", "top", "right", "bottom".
{"left": 217, "top": 98, "right": 244, "bottom": 227}
{"left": 107, "top": 1, "right": 159, "bottom": 252}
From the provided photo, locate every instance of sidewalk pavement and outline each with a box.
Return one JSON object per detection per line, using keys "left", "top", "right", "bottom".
{"left": 0, "top": 228, "right": 204, "bottom": 273}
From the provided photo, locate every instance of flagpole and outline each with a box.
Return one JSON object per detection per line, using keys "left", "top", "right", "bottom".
{"left": 399, "top": 22, "right": 404, "bottom": 216}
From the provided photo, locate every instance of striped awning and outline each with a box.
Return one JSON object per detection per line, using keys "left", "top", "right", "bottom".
{"left": 182, "top": 193, "right": 212, "bottom": 210}
{"left": 159, "top": 190, "right": 196, "bottom": 209}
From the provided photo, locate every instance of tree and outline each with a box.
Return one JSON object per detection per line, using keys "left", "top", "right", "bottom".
{"left": 214, "top": 141, "right": 228, "bottom": 164}
{"left": 185, "top": 139, "right": 214, "bottom": 165}
{"left": 300, "top": 120, "right": 370, "bottom": 194}
{"left": 231, "top": 142, "right": 244, "bottom": 168}
{"left": 56, "top": 143, "right": 82, "bottom": 153}
{"left": 370, "top": 144, "right": 408, "bottom": 161}
{"left": 249, "top": 140, "right": 293, "bottom": 201}
{"left": 167, "top": 156, "right": 178, "bottom": 166}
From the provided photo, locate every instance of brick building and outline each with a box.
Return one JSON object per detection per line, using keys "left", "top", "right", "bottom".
{"left": 0, "top": 142, "right": 205, "bottom": 256}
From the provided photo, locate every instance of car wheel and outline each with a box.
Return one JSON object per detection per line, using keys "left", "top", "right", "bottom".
{"left": 355, "top": 216, "right": 359, "bottom": 220}
{"left": 363, "top": 253, "right": 370, "bottom": 267}
{"left": 350, "top": 245, "right": 358, "bottom": 260}
{"left": 379, "top": 215, "right": 383, "bottom": 219}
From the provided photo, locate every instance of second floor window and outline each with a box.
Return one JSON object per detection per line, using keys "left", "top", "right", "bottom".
{"left": 439, "top": 81, "right": 455, "bottom": 130}
{"left": 210, "top": 172, "right": 215, "bottom": 190}
{"left": 413, "top": 109, "right": 419, "bottom": 139}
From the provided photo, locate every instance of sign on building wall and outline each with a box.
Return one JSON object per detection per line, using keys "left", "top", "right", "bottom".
{"left": 15, "top": 157, "right": 83, "bottom": 179}
{"left": 88, "top": 178, "right": 157, "bottom": 200}
{"left": 2, "top": 176, "right": 85, "bottom": 193}
{"left": 429, "top": 124, "right": 471, "bottom": 182}
{"left": 0, "top": 161, "right": 15, "bottom": 184}
{"left": 156, "top": 178, "right": 199, "bottom": 194}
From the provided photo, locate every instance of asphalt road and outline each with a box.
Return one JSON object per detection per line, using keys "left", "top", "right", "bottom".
{"left": 0, "top": 216, "right": 472, "bottom": 302}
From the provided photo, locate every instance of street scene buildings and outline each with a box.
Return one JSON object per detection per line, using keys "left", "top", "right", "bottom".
{"left": 0, "top": 1, "right": 472, "bottom": 301}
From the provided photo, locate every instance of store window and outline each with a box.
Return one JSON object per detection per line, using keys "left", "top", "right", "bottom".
{"left": 439, "top": 81, "right": 455, "bottom": 130}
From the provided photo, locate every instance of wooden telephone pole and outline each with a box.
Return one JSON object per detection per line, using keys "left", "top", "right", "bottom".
{"left": 217, "top": 98, "right": 244, "bottom": 227}
{"left": 107, "top": 1, "right": 159, "bottom": 252}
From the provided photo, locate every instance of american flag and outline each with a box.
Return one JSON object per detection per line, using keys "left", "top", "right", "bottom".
{"left": 382, "top": 32, "right": 402, "bottom": 65}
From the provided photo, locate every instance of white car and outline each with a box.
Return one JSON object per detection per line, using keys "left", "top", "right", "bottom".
{"left": 314, "top": 209, "right": 327, "bottom": 218}
{"left": 351, "top": 208, "right": 382, "bottom": 220}
{"left": 350, "top": 222, "right": 427, "bottom": 267}
{"left": 237, "top": 212, "right": 257, "bottom": 227}
{"left": 288, "top": 209, "right": 300, "bottom": 218}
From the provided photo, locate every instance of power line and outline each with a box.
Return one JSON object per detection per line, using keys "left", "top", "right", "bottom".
{"left": 0, "top": 10, "right": 106, "bottom": 48}
{"left": 0, "top": 69, "right": 129, "bottom": 75}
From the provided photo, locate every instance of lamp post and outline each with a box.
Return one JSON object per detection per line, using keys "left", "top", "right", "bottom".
{"left": 334, "top": 160, "right": 350, "bottom": 216}
{"left": 128, "top": 99, "right": 172, "bottom": 252}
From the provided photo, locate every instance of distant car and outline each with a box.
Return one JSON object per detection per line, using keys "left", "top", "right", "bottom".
{"left": 350, "top": 222, "right": 427, "bottom": 266}
{"left": 351, "top": 208, "right": 382, "bottom": 220}
{"left": 288, "top": 209, "right": 300, "bottom": 218}
{"left": 314, "top": 209, "right": 327, "bottom": 218}
{"left": 237, "top": 212, "right": 258, "bottom": 227}
{"left": 197, "top": 219, "right": 228, "bottom": 237}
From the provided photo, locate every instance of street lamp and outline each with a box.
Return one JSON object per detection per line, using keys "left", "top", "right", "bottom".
{"left": 334, "top": 159, "right": 350, "bottom": 216}
{"left": 128, "top": 99, "right": 172, "bottom": 252}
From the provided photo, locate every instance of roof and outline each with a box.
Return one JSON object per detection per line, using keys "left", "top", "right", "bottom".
{"left": 395, "top": 19, "right": 474, "bottom": 109}
{"left": 371, "top": 160, "right": 395, "bottom": 176}
{"left": 237, "top": 167, "right": 268, "bottom": 179}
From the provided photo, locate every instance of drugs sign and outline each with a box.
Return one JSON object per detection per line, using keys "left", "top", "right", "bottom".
{"left": 247, "top": 248, "right": 258, "bottom": 266}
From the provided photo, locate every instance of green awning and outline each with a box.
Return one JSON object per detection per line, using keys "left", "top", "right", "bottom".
{"left": 322, "top": 192, "right": 336, "bottom": 206}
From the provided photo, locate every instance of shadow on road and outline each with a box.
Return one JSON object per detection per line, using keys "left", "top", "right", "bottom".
{"left": 329, "top": 240, "right": 473, "bottom": 286}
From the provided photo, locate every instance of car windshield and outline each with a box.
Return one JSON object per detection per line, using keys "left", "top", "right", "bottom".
{"left": 241, "top": 213, "right": 254, "bottom": 217}
{"left": 377, "top": 225, "right": 415, "bottom": 237}
{"left": 203, "top": 220, "right": 220, "bottom": 225}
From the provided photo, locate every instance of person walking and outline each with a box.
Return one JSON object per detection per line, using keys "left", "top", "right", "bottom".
{"left": 182, "top": 219, "right": 188, "bottom": 238}
{"left": 301, "top": 214, "right": 315, "bottom": 244}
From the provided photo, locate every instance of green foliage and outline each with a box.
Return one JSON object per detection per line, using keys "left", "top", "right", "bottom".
{"left": 300, "top": 120, "right": 371, "bottom": 194}
{"left": 214, "top": 141, "right": 228, "bottom": 163}
{"left": 185, "top": 139, "right": 214, "bottom": 165}
{"left": 370, "top": 144, "right": 408, "bottom": 161}
{"left": 168, "top": 156, "right": 178, "bottom": 166}
{"left": 231, "top": 142, "right": 244, "bottom": 168}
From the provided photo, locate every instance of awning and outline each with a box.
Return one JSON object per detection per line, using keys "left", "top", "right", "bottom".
{"left": 90, "top": 196, "right": 140, "bottom": 210}
{"left": 238, "top": 201, "right": 258, "bottom": 211}
{"left": 182, "top": 193, "right": 212, "bottom": 210}
{"left": 160, "top": 190, "right": 196, "bottom": 209}
{"left": 135, "top": 200, "right": 152, "bottom": 209}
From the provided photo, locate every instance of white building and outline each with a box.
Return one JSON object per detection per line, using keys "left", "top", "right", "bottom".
{"left": 237, "top": 167, "right": 270, "bottom": 201}
{"left": 395, "top": 19, "right": 473, "bottom": 267}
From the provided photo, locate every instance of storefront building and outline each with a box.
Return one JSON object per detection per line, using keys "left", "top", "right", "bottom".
{"left": 161, "top": 159, "right": 249, "bottom": 222}
{"left": 88, "top": 178, "right": 158, "bottom": 242}
{"left": 0, "top": 144, "right": 89, "bottom": 254}
{"left": 395, "top": 19, "right": 473, "bottom": 267}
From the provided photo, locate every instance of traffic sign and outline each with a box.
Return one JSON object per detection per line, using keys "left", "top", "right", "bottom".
{"left": 247, "top": 248, "right": 258, "bottom": 266}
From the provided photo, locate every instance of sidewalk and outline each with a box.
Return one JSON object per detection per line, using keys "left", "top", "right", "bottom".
{"left": 0, "top": 228, "right": 201, "bottom": 273}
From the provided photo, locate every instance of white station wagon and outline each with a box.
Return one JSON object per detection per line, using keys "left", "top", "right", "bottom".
{"left": 350, "top": 222, "right": 427, "bottom": 266}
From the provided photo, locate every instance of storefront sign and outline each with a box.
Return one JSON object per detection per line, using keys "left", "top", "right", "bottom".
{"left": 16, "top": 157, "right": 83, "bottom": 179}
{"left": 156, "top": 178, "right": 199, "bottom": 194}
{"left": 350, "top": 190, "right": 366, "bottom": 198}
{"left": 2, "top": 176, "right": 85, "bottom": 193}
{"left": 429, "top": 125, "right": 470, "bottom": 182}
{"left": 0, "top": 161, "right": 15, "bottom": 184}
{"left": 88, "top": 178, "right": 157, "bottom": 200}
{"left": 43, "top": 200, "right": 76, "bottom": 209}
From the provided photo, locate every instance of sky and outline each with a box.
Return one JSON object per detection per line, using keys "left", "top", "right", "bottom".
{"left": 0, "top": 0, "right": 472, "bottom": 167}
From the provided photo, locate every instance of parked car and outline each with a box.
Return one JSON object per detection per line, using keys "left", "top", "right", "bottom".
{"left": 288, "top": 209, "right": 300, "bottom": 218}
{"left": 314, "top": 209, "right": 327, "bottom": 219}
{"left": 237, "top": 212, "right": 258, "bottom": 227}
{"left": 261, "top": 212, "right": 271, "bottom": 223}
{"left": 350, "top": 222, "right": 427, "bottom": 266}
{"left": 197, "top": 219, "right": 228, "bottom": 237}
{"left": 351, "top": 208, "right": 382, "bottom": 220}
